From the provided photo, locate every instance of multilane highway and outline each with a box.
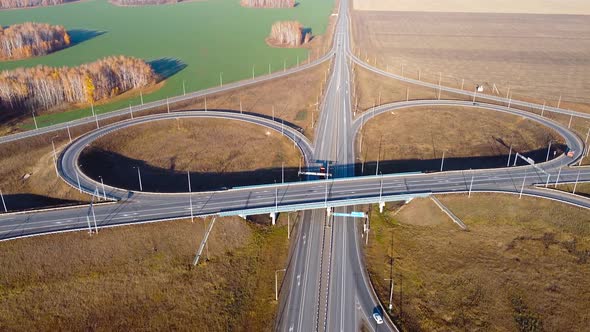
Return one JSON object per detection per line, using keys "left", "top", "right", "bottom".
{"left": 1, "top": 0, "right": 590, "bottom": 331}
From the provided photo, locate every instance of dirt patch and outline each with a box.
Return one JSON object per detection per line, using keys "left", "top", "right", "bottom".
{"left": 352, "top": 0, "right": 590, "bottom": 15}
{"left": 79, "top": 118, "right": 303, "bottom": 192}
{"left": 395, "top": 197, "right": 448, "bottom": 226}
{"left": 357, "top": 106, "right": 564, "bottom": 174}
{"left": 0, "top": 216, "right": 291, "bottom": 331}
{"left": 364, "top": 193, "right": 590, "bottom": 331}
{"left": 351, "top": 10, "right": 590, "bottom": 109}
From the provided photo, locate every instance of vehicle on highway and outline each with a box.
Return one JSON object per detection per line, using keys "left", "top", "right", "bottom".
{"left": 566, "top": 147, "right": 576, "bottom": 158}
{"left": 373, "top": 307, "right": 384, "bottom": 325}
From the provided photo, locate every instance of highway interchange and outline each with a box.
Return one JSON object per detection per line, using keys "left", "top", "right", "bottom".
{"left": 1, "top": 0, "right": 590, "bottom": 331}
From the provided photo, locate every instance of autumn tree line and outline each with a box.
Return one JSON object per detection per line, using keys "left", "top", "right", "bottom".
{"left": 0, "top": 0, "right": 76, "bottom": 9}
{"left": 0, "top": 56, "right": 156, "bottom": 113}
{"left": 241, "top": 0, "right": 294, "bottom": 8}
{"left": 268, "top": 21, "right": 310, "bottom": 47}
{"left": 0, "top": 23, "right": 70, "bottom": 61}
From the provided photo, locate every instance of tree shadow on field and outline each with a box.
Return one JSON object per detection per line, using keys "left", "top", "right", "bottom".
{"left": 67, "top": 29, "right": 106, "bottom": 45}
{"left": 149, "top": 57, "right": 187, "bottom": 82}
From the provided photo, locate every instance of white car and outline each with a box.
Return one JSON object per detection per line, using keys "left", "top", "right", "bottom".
{"left": 373, "top": 312, "right": 384, "bottom": 325}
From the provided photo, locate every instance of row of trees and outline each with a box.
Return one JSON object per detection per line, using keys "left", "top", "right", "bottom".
{"left": 110, "top": 0, "right": 182, "bottom": 5}
{"left": 0, "top": 56, "right": 156, "bottom": 113}
{"left": 268, "top": 21, "right": 310, "bottom": 47}
{"left": 0, "top": 23, "right": 70, "bottom": 60}
{"left": 0, "top": 0, "right": 76, "bottom": 9}
{"left": 241, "top": 0, "right": 294, "bottom": 8}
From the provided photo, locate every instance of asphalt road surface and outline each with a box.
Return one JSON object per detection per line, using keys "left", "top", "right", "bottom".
{"left": 0, "top": 0, "right": 589, "bottom": 331}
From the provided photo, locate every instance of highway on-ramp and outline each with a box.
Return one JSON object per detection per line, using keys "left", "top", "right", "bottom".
{"left": 1, "top": 0, "right": 590, "bottom": 331}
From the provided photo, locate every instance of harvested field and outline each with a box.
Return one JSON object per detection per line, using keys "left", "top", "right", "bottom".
{"left": 351, "top": 10, "right": 590, "bottom": 109}
{"left": 365, "top": 193, "right": 590, "bottom": 331}
{"left": 80, "top": 118, "right": 303, "bottom": 192}
{"left": 0, "top": 216, "right": 291, "bottom": 331}
{"left": 357, "top": 106, "right": 563, "bottom": 174}
{"left": 353, "top": 0, "right": 590, "bottom": 15}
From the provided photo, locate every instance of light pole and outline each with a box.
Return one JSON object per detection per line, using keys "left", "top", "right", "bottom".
{"left": 507, "top": 144, "right": 512, "bottom": 167}
{"left": 573, "top": 169, "right": 581, "bottom": 194}
{"left": 546, "top": 140, "right": 554, "bottom": 162}
{"left": 51, "top": 135, "right": 60, "bottom": 177}
{"left": 32, "top": 111, "right": 38, "bottom": 129}
{"left": 440, "top": 151, "right": 446, "bottom": 172}
{"left": 384, "top": 278, "right": 394, "bottom": 312}
{"left": 66, "top": 125, "right": 72, "bottom": 143}
{"left": 376, "top": 136, "right": 382, "bottom": 176}
{"left": 554, "top": 167, "right": 562, "bottom": 188}
{"left": 182, "top": 80, "right": 186, "bottom": 96}
{"left": 188, "top": 171, "right": 194, "bottom": 222}
{"left": 275, "top": 268, "right": 287, "bottom": 301}
{"left": 468, "top": 174, "right": 475, "bottom": 198}
{"left": 219, "top": 72, "right": 223, "bottom": 87}
{"left": 0, "top": 189, "right": 7, "bottom": 213}
{"left": 76, "top": 164, "right": 82, "bottom": 193}
{"left": 135, "top": 167, "right": 143, "bottom": 191}
{"left": 98, "top": 176, "right": 106, "bottom": 200}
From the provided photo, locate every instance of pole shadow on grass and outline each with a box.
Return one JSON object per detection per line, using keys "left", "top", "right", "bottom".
{"left": 67, "top": 29, "right": 106, "bottom": 45}
{"left": 148, "top": 57, "right": 187, "bottom": 82}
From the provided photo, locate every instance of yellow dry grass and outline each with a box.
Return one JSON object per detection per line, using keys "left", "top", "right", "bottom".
{"left": 365, "top": 193, "right": 590, "bottom": 331}
{"left": 0, "top": 216, "right": 291, "bottom": 331}
{"left": 358, "top": 106, "right": 561, "bottom": 172}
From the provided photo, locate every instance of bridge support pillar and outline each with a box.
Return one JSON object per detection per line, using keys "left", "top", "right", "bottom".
{"left": 326, "top": 207, "right": 332, "bottom": 217}
{"left": 270, "top": 212, "right": 276, "bottom": 226}
{"left": 238, "top": 214, "right": 247, "bottom": 220}
{"left": 379, "top": 201, "right": 385, "bottom": 213}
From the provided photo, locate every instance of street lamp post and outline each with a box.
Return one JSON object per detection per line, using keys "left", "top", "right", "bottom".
{"left": 98, "top": 176, "right": 107, "bottom": 200}
{"left": 135, "top": 167, "right": 143, "bottom": 191}
{"left": 546, "top": 141, "right": 553, "bottom": 162}
{"left": 275, "top": 268, "right": 287, "bottom": 301}
{"left": 51, "top": 136, "right": 59, "bottom": 176}
{"left": 0, "top": 189, "right": 7, "bottom": 213}
{"left": 188, "top": 171, "right": 194, "bottom": 222}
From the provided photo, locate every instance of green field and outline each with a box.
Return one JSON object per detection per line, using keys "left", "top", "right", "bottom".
{"left": 0, "top": 0, "right": 334, "bottom": 128}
